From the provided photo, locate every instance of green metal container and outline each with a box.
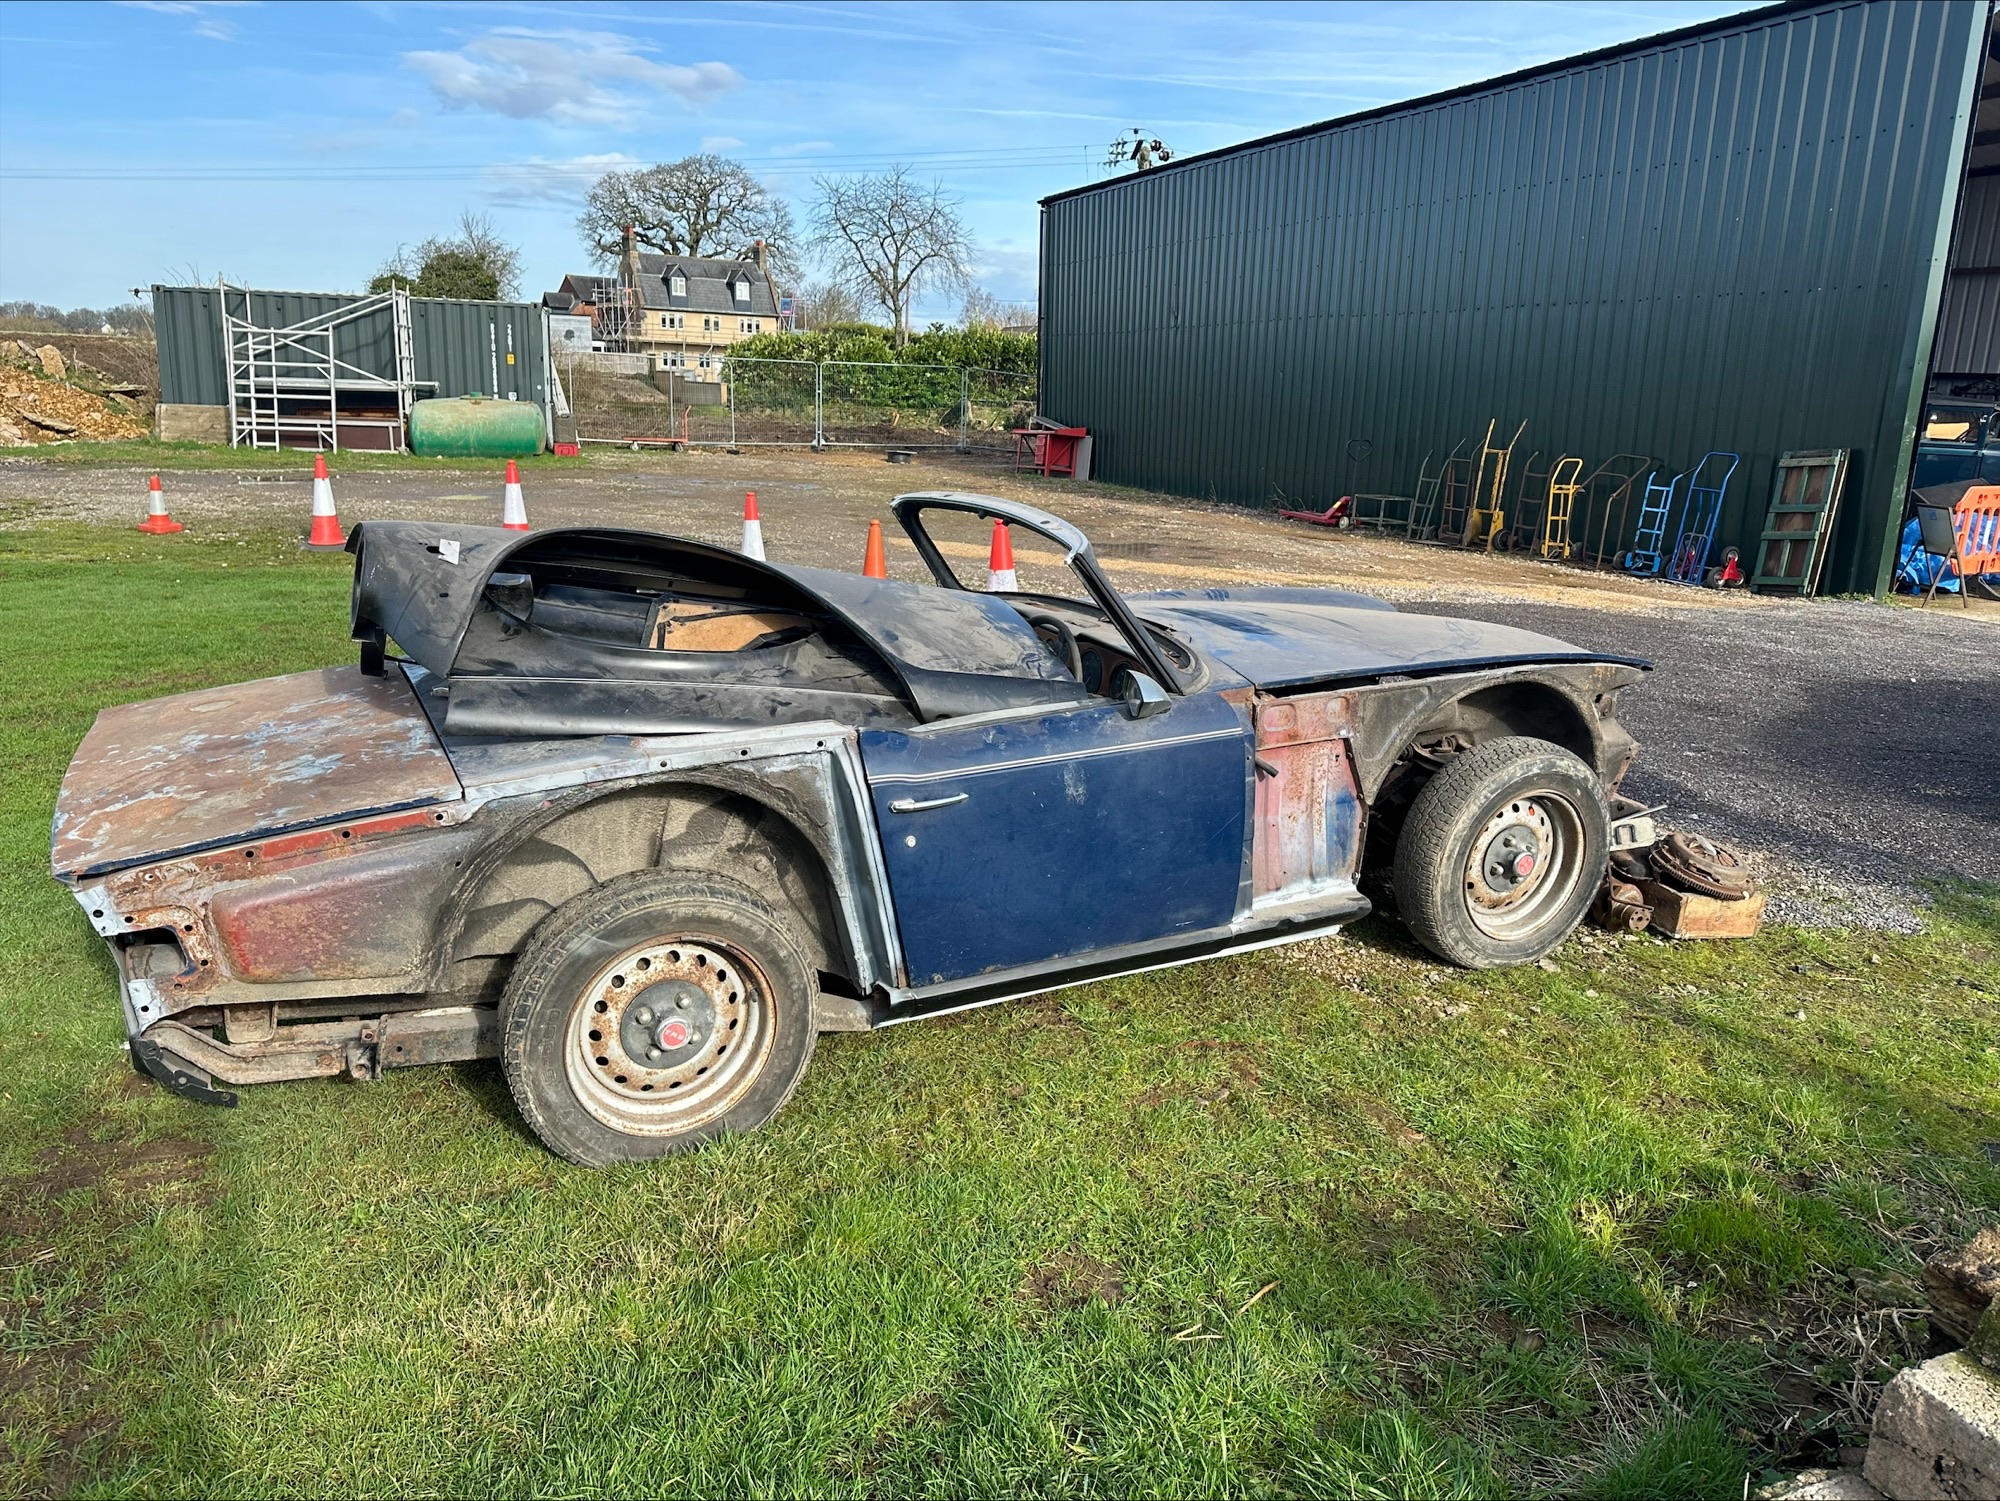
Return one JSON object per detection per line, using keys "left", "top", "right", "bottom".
{"left": 409, "top": 396, "right": 544, "bottom": 458}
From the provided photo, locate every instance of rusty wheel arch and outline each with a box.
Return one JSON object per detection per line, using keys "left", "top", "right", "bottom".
{"left": 1428, "top": 681, "right": 1600, "bottom": 771}
{"left": 1352, "top": 672, "right": 1623, "bottom": 876}
{"left": 433, "top": 776, "right": 853, "bottom": 992}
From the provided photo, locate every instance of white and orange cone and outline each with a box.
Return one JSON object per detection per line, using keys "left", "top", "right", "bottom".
{"left": 739, "top": 491, "right": 765, "bottom": 560}
{"left": 501, "top": 459, "right": 529, "bottom": 531}
{"left": 985, "top": 519, "right": 1017, "bottom": 591}
{"left": 136, "top": 473, "right": 183, "bottom": 535}
{"left": 305, "top": 453, "right": 345, "bottom": 549}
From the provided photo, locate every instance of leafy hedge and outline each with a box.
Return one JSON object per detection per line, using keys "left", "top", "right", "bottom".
{"left": 731, "top": 322, "right": 1035, "bottom": 375}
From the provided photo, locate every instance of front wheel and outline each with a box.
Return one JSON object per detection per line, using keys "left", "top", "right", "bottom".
{"left": 500, "top": 870, "right": 818, "bottom": 1166}
{"left": 1392, "top": 736, "right": 1609, "bottom": 968}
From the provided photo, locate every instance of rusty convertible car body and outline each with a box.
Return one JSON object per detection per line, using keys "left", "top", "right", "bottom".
{"left": 53, "top": 491, "right": 1648, "bottom": 1164}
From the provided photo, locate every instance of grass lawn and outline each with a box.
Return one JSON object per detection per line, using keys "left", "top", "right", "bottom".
{"left": 1, "top": 522, "right": 1995, "bottom": 1498}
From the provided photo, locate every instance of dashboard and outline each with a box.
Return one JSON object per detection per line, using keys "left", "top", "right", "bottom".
{"left": 1014, "top": 598, "right": 1201, "bottom": 697}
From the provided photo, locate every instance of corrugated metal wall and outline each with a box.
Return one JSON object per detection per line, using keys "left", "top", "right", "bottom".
{"left": 1040, "top": 0, "right": 1988, "bottom": 596}
{"left": 1934, "top": 172, "right": 2000, "bottom": 376}
{"left": 152, "top": 285, "right": 550, "bottom": 412}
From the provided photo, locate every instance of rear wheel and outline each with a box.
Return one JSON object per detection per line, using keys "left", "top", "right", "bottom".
{"left": 1392, "top": 736, "right": 1608, "bottom": 968}
{"left": 500, "top": 870, "right": 817, "bottom": 1166}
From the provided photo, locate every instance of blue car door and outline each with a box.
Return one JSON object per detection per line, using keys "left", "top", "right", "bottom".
{"left": 859, "top": 690, "right": 1252, "bottom": 987}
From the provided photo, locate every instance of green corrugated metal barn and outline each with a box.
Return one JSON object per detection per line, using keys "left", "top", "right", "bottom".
{"left": 1039, "top": 0, "right": 1997, "bottom": 596}
{"left": 151, "top": 283, "right": 551, "bottom": 451}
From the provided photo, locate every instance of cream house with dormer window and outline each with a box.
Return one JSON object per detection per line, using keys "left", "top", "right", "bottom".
{"left": 552, "top": 229, "right": 781, "bottom": 377}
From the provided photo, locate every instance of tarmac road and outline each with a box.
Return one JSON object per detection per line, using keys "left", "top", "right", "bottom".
{"left": 1401, "top": 593, "right": 2000, "bottom": 928}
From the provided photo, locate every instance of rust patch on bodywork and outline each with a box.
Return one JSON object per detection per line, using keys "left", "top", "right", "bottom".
{"left": 1252, "top": 691, "right": 1364, "bottom": 906}
{"left": 52, "top": 666, "right": 461, "bottom": 881}
{"left": 207, "top": 833, "right": 477, "bottom": 983}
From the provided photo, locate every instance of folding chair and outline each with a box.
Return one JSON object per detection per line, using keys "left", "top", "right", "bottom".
{"left": 1913, "top": 501, "right": 1971, "bottom": 609}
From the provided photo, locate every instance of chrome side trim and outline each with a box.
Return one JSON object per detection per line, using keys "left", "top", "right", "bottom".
{"left": 866, "top": 726, "right": 1245, "bottom": 787}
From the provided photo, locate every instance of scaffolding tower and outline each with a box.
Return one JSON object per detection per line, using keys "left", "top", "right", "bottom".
{"left": 221, "top": 282, "right": 421, "bottom": 451}
{"left": 594, "top": 273, "right": 641, "bottom": 353}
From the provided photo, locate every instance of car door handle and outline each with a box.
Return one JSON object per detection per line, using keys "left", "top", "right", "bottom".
{"left": 888, "top": 793, "right": 969, "bottom": 813}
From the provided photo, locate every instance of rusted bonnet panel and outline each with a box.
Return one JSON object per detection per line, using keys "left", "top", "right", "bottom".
{"left": 52, "top": 666, "right": 462, "bottom": 880}
{"left": 1252, "top": 692, "right": 1363, "bottom": 905}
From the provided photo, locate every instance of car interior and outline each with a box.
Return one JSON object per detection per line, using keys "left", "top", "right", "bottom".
{"left": 451, "top": 530, "right": 909, "bottom": 714}
{"left": 895, "top": 499, "right": 1201, "bottom": 698}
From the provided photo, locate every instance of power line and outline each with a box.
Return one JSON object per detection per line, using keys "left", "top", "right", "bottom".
{"left": 0, "top": 146, "right": 1101, "bottom": 184}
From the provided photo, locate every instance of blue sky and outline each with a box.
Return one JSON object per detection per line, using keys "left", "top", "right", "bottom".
{"left": 0, "top": 0, "right": 1756, "bottom": 321}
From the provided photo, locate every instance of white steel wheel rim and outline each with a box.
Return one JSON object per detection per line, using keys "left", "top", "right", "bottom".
{"left": 1462, "top": 791, "right": 1586, "bottom": 941}
{"left": 563, "top": 936, "right": 774, "bottom": 1137}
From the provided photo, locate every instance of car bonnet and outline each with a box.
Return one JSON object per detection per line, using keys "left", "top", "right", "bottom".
{"left": 1128, "top": 587, "right": 1649, "bottom": 687}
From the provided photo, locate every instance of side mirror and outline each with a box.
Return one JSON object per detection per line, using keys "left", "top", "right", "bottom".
{"left": 1115, "top": 668, "right": 1171, "bottom": 720}
{"left": 484, "top": 572, "right": 535, "bottom": 624}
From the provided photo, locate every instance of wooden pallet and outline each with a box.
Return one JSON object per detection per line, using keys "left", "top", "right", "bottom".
{"left": 1751, "top": 449, "right": 1849, "bottom": 596}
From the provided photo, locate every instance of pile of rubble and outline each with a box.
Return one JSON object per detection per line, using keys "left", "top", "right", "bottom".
{"left": 0, "top": 340, "right": 149, "bottom": 445}
{"left": 1764, "top": 1227, "right": 1999, "bottom": 1501}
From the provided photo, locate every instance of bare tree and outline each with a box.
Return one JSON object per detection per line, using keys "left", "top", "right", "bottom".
{"left": 580, "top": 156, "right": 795, "bottom": 270}
{"left": 790, "top": 280, "right": 863, "bottom": 329}
{"left": 370, "top": 211, "right": 523, "bottom": 301}
{"left": 810, "top": 167, "right": 971, "bottom": 346}
{"left": 450, "top": 211, "right": 524, "bottom": 299}
{"left": 960, "top": 285, "right": 1034, "bottom": 329}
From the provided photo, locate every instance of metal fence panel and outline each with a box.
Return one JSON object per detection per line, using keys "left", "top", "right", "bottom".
{"left": 710, "top": 358, "right": 818, "bottom": 447}
{"left": 566, "top": 356, "right": 1037, "bottom": 451}
{"left": 819, "top": 362, "right": 973, "bottom": 449}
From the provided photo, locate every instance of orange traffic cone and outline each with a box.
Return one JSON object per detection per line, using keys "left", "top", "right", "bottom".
{"left": 136, "top": 473, "right": 182, "bottom": 535}
{"left": 986, "top": 519, "right": 1017, "bottom": 592}
{"left": 305, "top": 454, "right": 345, "bottom": 549}
{"left": 501, "top": 459, "right": 529, "bottom": 531}
{"left": 862, "top": 519, "right": 888, "bottom": 579}
{"left": 740, "top": 491, "right": 765, "bottom": 560}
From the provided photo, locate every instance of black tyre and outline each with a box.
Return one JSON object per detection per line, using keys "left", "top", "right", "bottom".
{"left": 500, "top": 869, "right": 817, "bottom": 1166}
{"left": 1392, "top": 736, "right": 1609, "bottom": 969}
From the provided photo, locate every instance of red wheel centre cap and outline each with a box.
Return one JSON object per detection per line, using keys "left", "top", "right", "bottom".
{"left": 656, "top": 1018, "right": 691, "bottom": 1049}
{"left": 1513, "top": 851, "right": 1536, "bottom": 877}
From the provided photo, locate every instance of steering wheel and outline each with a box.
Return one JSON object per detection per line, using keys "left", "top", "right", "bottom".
{"left": 1022, "top": 611, "right": 1083, "bottom": 681}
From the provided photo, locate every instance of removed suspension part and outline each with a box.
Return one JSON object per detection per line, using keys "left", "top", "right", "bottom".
{"left": 1650, "top": 832, "right": 1755, "bottom": 900}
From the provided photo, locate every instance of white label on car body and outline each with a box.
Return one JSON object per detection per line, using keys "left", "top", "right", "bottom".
{"left": 438, "top": 539, "right": 460, "bottom": 564}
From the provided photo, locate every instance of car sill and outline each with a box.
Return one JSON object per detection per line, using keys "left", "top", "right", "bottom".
{"left": 873, "top": 893, "right": 1371, "bottom": 1027}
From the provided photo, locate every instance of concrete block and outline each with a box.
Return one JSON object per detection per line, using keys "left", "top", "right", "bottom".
{"left": 1864, "top": 1353, "right": 2000, "bottom": 1500}
{"left": 155, "top": 403, "right": 228, "bottom": 443}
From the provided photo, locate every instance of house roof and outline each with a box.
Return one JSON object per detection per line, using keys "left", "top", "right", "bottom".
{"left": 629, "top": 253, "right": 780, "bottom": 316}
{"left": 548, "top": 258, "right": 780, "bottom": 319}
{"left": 557, "top": 274, "right": 612, "bottom": 306}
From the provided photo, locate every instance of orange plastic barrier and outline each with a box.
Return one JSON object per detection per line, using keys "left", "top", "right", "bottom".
{"left": 1956, "top": 486, "right": 2000, "bottom": 577}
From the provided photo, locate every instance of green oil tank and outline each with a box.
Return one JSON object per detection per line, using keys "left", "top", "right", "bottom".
{"left": 408, "top": 396, "right": 545, "bottom": 458}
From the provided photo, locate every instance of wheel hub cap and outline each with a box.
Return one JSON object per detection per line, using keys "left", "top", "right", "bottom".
{"left": 1482, "top": 824, "right": 1544, "bottom": 892}
{"left": 1462, "top": 793, "right": 1586, "bottom": 942}
{"left": 564, "top": 938, "right": 772, "bottom": 1137}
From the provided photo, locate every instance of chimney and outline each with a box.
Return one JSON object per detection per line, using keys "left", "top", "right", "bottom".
{"left": 620, "top": 224, "right": 642, "bottom": 286}
{"left": 750, "top": 239, "right": 768, "bottom": 278}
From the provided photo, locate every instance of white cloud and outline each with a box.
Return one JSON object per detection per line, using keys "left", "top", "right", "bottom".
{"left": 404, "top": 29, "right": 741, "bottom": 125}
{"left": 701, "top": 136, "right": 744, "bottom": 152}
{"left": 115, "top": 1, "right": 248, "bottom": 40}
{"left": 483, "top": 152, "right": 643, "bottom": 206}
